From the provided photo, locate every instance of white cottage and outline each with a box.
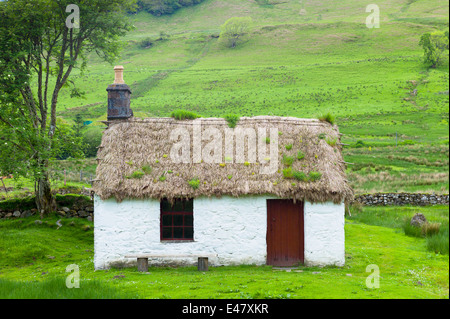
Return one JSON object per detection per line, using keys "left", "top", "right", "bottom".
{"left": 93, "top": 67, "right": 353, "bottom": 270}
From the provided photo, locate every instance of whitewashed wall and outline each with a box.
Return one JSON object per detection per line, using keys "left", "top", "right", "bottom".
{"left": 94, "top": 195, "right": 345, "bottom": 269}
{"left": 304, "top": 201, "right": 346, "bottom": 267}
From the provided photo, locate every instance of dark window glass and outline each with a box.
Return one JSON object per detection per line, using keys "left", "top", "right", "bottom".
{"left": 162, "top": 227, "right": 172, "bottom": 239}
{"left": 184, "top": 227, "right": 194, "bottom": 239}
{"left": 160, "top": 199, "right": 194, "bottom": 241}
{"left": 173, "top": 227, "right": 184, "bottom": 239}
{"left": 162, "top": 214, "right": 172, "bottom": 226}
{"left": 185, "top": 215, "right": 193, "bottom": 226}
{"left": 173, "top": 215, "right": 184, "bottom": 226}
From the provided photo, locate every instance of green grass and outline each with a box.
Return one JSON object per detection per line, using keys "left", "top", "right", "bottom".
{"left": 170, "top": 109, "right": 202, "bottom": 120}
{"left": 31, "top": 0, "right": 447, "bottom": 195}
{"left": 223, "top": 113, "right": 240, "bottom": 128}
{"left": 0, "top": 277, "right": 138, "bottom": 299}
{"left": 348, "top": 204, "right": 449, "bottom": 255}
{"left": 0, "top": 206, "right": 448, "bottom": 299}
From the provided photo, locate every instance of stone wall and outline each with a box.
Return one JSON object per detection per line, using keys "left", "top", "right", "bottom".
{"left": 0, "top": 194, "right": 94, "bottom": 220}
{"left": 354, "top": 193, "right": 449, "bottom": 206}
{"left": 1, "top": 192, "right": 448, "bottom": 220}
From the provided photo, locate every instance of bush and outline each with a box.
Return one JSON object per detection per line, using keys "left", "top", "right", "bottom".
{"left": 139, "top": 37, "right": 154, "bottom": 48}
{"left": 355, "top": 140, "right": 366, "bottom": 148}
{"left": 426, "top": 225, "right": 449, "bottom": 255}
{"left": 170, "top": 110, "right": 201, "bottom": 120}
{"left": 219, "top": 17, "right": 252, "bottom": 48}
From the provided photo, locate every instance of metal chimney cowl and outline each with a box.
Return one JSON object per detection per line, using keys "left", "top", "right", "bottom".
{"left": 107, "top": 66, "right": 133, "bottom": 121}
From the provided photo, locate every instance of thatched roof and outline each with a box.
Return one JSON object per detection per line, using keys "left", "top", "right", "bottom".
{"left": 93, "top": 116, "right": 353, "bottom": 204}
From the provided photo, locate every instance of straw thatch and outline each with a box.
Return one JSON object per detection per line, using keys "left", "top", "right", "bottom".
{"left": 93, "top": 116, "right": 353, "bottom": 204}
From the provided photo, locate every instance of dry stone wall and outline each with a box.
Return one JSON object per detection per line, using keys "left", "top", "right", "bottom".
{"left": 354, "top": 193, "right": 449, "bottom": 206}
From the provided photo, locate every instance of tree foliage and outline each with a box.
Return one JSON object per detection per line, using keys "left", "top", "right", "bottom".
{"left": 136, "top": 0, "right": 204, "bottom": 16}
{"left": 219, "top": 17, "right": 252, "bottom": 48}
{"left": 419, "top": 30, "right": 449, "bottom": 68}
{"left": 0, "top": 0, "right": 135, "bottom": 214}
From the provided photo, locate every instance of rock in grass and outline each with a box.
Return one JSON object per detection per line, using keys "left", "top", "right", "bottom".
{"left": 34, "top": 220, "right": 43, "bottom": 225}
{"left": 81, "top": 225, "right": 91, "bottom": 231}
{"left": 13, "top": 211, "right": 21, "bottom": 217}
{"left": 61, "top": 207, "right": 70, "bottom": 213}
{"left": 411, "top": 213, "right": 427, "bottom": 227}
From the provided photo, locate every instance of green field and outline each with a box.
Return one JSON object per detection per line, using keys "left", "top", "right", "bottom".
{"left": 35, "top": 0, "right": 448, "bottom": 195}
{"left": 0, "top": 205, "right": 448, "bottom": 299}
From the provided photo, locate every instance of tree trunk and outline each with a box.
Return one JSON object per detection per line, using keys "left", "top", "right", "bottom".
{"left": 35, "top": 168, "right": 56, "bottom": 217}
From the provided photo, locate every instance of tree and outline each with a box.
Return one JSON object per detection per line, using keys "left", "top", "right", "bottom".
{"left": 419, "top": 30, "right": 449, "bottom": 68}
{"left": 0, "top": 0, "right": 135, "bottom": 215}
{"left": 219, "top": 17, "right": 252, "bottom": 48}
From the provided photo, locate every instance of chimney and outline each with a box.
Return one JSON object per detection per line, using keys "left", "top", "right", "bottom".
{"left": 106, "top": 66, "right": 133, "bottom": 121}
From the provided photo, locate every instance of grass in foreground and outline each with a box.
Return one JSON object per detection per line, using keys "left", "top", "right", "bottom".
{"left": 0, "top": 206, "right": 448, "bottom": 299}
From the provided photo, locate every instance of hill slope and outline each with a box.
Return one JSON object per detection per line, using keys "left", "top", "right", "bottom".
{"left": 54, "top": 0, "right": 449, "bottom": 194}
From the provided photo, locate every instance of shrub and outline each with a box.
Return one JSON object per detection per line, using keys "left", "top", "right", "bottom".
{"left": 355, "top": 140, "right": 366, "bottom": 148}
{"left": 308, "top": 171, "right": 322, "bottom": 182}
{"left": 170, "top": 110, "right": 201, "bottom": 120}
{"left": 293, "top": 171, "right": 308, "bottom": 182}
{"left": 265, "top": 137, "right": 271, "bottom": 144}
{"left": 318, "top": 112, "right": 335, "bottom": 125}
{"left": 426, "top": 225, "right": 449, "bottom": 255}
{"left": 188, "top": 178, "right": 200, "bottom": 190}
{"left": 139, "top": 37, "right": 154, "bottom": 49}
{"left": 224, "top": 113, "right": 240, "bottom": 128}
{"left": 285, "top": 144, "right": 293, "bottom": 150}
{"left": 318, "top": 133, "right": 326, "bottom": 140}
{"left": 423, "top": 222, "right": 441, "bottom": 237}
{"left": 297, "top": 151, "right": 305, "bottom": 160}
{"left": 402, "top": 218, "right": 423, "bottom": 238}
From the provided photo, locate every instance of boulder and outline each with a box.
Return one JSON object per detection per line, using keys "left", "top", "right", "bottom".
{"left": 21, "top": 210, "right": 32, "bottom": 218}
{"left": 13, "top": 211, "right": 21, "bottom": 217}
{"left": 57, "top": 211, "right": 66, "bottom": 217}
{"left": 410, "top": 213, "right": 427, "bottom": 227}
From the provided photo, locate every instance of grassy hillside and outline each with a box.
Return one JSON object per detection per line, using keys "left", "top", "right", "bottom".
{"left": 43, "top": 0, "right": 449, "bottom": 194}
{"left": 0, "top": 206, "right": 448, "bottom": 298}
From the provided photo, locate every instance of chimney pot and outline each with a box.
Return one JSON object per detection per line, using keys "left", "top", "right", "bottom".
{"left": 114, "top": 65, "right": 125, "bottom": 84}
{"left": 107, "top": 66, "right": 132, "bottom": 121}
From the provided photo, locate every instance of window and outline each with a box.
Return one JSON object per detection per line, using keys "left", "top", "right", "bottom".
{"left": 160, "top": 199, "right": 194, "bottom": 241}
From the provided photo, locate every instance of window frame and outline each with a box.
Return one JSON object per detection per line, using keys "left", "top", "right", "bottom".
{"left": 160, "top": 199, "right": 194, "bottom": 242}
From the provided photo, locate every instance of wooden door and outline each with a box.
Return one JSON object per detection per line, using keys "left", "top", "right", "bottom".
{"left": 266, "top": 199, "right": 304, "bottom": 267}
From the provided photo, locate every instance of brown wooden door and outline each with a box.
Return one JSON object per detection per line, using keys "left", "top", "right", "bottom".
{"left": 266, "top": 199, "right": 304, "bottom": 267}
